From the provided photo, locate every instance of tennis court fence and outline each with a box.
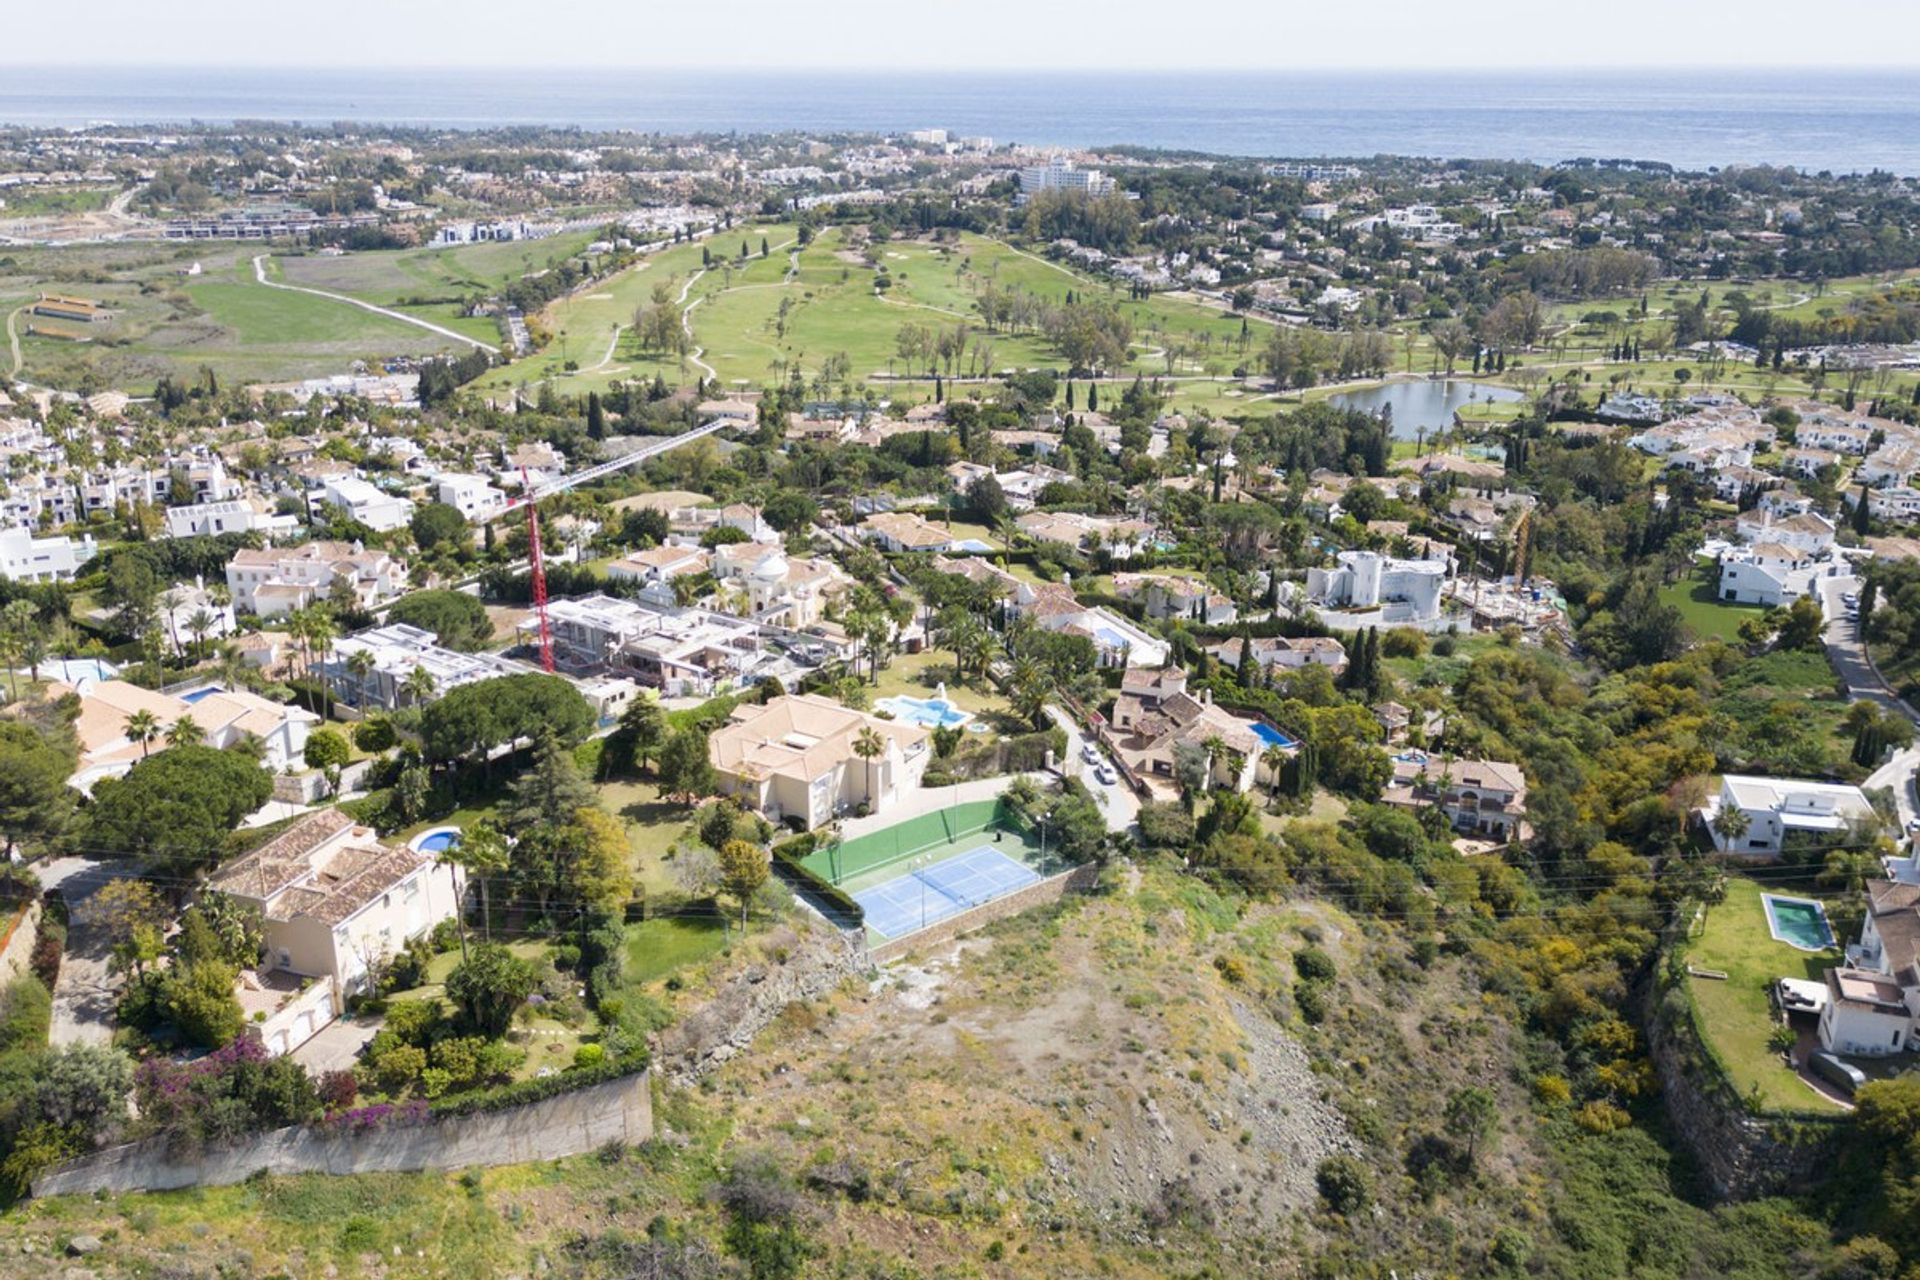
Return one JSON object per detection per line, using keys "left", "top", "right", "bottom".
{"left": 802, "top": 797, "right": 1034, "bottom": 885}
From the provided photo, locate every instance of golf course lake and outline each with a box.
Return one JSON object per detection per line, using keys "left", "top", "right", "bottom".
{"left": 1332, "top": 380, "right": 1527, "bottom": 439}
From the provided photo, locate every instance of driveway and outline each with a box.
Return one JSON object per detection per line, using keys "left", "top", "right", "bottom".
{"left": 291, "top": 1016, "right": 379, "bottom": 1075}
{"left": 35, "top": 856, "right": 139, "bottom": 1048}
{"left": 1818, "top": 574, "right": 1920, "bottom": 827}
{"left": 1046, "top": 705, "right": 1141, "bottom": 834}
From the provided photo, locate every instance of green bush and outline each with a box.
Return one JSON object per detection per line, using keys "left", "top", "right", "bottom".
{"left": 1315, "top": 1154, "right": 1372, "bottom": 1214}
{"left": 1295, "top": 946, "right": 1338, "bottom": 982}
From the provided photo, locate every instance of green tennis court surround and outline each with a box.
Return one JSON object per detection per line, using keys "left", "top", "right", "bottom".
{"left": 804, "top": 797, "right": 1032, "bottom": 885}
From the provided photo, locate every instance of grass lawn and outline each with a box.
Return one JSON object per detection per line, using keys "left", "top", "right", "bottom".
{"left": 622, "top": 916, "right": 730, "bottom": 988}
{"left": 1681, "top": 874, "right": 1846, "bottom": 1114}
{"left": 596, "top": 776, "right": 698, "bottom": 898}
{"left": 1661, "top": 574, "right": 1766, "bottom": 643}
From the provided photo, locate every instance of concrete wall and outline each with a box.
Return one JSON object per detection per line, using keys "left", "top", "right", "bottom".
{"left": 33, "top": 1068, "right": 652, "bottom": 1198}
{"left": 869, "top": 861, "right": 1100, "bottom": 964}
{"left": 0, "top": 901, "right": 39, "bottom": 984}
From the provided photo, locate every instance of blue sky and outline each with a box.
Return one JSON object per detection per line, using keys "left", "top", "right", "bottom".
{"left": 10, "top": 0, "right": 1920, "bottom": 69}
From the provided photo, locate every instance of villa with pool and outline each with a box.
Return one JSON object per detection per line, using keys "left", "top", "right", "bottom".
{"left": 709, "top": 693, "right": 934, "bottom": 830}
{"left": 1105, "top": 666, "right": 1272, "bottom": 795}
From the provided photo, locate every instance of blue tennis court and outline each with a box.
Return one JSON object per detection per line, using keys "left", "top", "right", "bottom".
{"left": 853, "top": 845, "right": 1042, "bottom": 939}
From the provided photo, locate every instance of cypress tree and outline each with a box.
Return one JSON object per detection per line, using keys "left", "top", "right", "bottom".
{"left": 1088, "top": 383, "right": 1099, "bottom": 412}
{"left": 1856, "top": 483, "right": 1873, "bottom": 536}
{"left": 934, "top": 373, "right": 944, "bottom": 403}
{"left": 1066, "top": 381, "right": 1076, "bottom": 411}
{"left": 586, "top": 391, "right": 605, "bottom": 440}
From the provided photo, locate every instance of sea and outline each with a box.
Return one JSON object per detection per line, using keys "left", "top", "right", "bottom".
{"left": 6, "top": 67, "right": 1920, "bottom": 176}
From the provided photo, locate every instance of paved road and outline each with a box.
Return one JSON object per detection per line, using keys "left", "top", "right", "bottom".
{"left": 1819, "top": 574, "right": 1920, "bottom": 827}
{"left": 34, "top": 856, "right": 139, "bottom": 1048}
{"left": 251, "top": 254, "right": 495, "bottom": 351}
{"left": 1046, "top": 706, "right": 1141, "bottom": 834}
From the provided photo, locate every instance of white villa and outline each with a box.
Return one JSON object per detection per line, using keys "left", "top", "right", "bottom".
{"left": 1307, "top": 549, "right": 1448, "bottom": 624}
{"left": 708, "top": 693, "right": 932, "bottom": 830}
{"left": 62, "top": 678, "right": 317, "bottom": 792}
{"left": 1702, "top": 774, "right": 1880, "bottom": 858}
{"left": 209, "top": 808, "right": 465, "bottom": 1055}
{"left": 0, "top": 523, "right": 96, "bottom": 583}
{"left": 320, "top": 476, "right": 415, "bottom": 533}
{"left": 322, "top": 622, "right": 530, "bottom": 710}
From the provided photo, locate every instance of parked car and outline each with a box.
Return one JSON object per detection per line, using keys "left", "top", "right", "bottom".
{"left": 1095, "top": 764, "right": 1118, "bottom": 785}
{"left": 1810, "top": 1050, "right": 1868, "bottom": 1096}
{"left": 1082, "top": 742, "right": 1100, "bottom": 764}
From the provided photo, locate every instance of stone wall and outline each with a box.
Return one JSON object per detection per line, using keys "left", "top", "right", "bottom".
{"left": 0, "top": 901, "right": 39, "bottom": 984}
{"left": 1644, "top": 980, "right": 1846, "bottom": 1200}
{"left": 868, "top": 861, "right": 1101, "bottom": 965}
{"left": 33, "top": 1068, "right": 652, "bottom": 1198}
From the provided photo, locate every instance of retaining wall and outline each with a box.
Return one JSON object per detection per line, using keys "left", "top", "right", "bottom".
{"left": 0, "top": 901, "right": 39, "bottom": 984}
{"left": 869, "top": 860, "right": 1100, "bottom": 964}
{"left": 1644, "top": 979, "right": 1846, "bottom": 1200}
{"left": 33, "top": 1068, "right": 652, "bottom": 1198}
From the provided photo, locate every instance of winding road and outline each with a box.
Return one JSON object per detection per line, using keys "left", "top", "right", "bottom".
{"left": 1819, "top": 573, "right": 1920, "bottom": 827}
{"left": 250, "top": 254, "right": 495, "bottom": 351}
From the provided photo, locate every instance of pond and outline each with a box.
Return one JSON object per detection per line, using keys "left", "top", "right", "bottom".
{"left": 1331, "top": 380, "right": 1527, "bottom": 439}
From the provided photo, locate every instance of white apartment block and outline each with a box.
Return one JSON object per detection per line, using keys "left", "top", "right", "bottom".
{"left": 1018, "top": 157, "right": 1115, "bottom": 200}
{"left": 164, "top": 498, "right": 300, "bottom": 540}
{"left": 323, "top": 622, "right": 528, "bottom": 710}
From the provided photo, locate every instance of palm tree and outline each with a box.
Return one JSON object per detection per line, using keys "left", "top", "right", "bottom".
{"left": 401, "top": 664, "right": 437, "bottom": 707}
{"left": 0, "top": 628, "right": 19, "bottom": 703}
{"left": 347, "top": 648, "right": 378, "bottom": 711}
{"left": 303, "top": 611, "right": 337, "bottom": 714}
{"left": 125, "top": 709, "right": 162, "bottom": 757}
{"left": 166, "top": 715, "right": 204, "bottom": 748}
{"left": 852, "top": 726, "right": 886, "bottom": 809}
{"left": 456, "top": 820, "right": 511, "bottom": 943}
{"left": 186, "top": 608, "right": 217, "bottom": 656}
{"left": 1008, "top": 656, "right": 1048, "bottom": 729}
{"left": 1711, "top": 803, "right": 1751, "bottom": 848}
{"left": 160, "top": 587, "right": 185, "bottom": 657}
{"left": 1261, "top": 744, "right": 1291, "bottom": 803}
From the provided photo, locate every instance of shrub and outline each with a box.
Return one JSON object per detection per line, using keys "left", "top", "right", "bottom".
{"left": 1295, "top": 979, "right": 1331, "bottom": 1025}
{"left": 1213, "top": 954, "right": 1250, "bottom": 985}
{"left": 1381, "top": 627, "right": 1427, "bottom": 659}
{"left": 0, "top": 975, "right": 52, "bottom": 1053}
{"left": 1532, "top": 1073, "right": 1572, "bottom": 1106}
{"left": 318, "top": 1069, "right": 359, "bottom": 1112}
{"left": 573, "top": 1043, "right": 606, "bottom": 1070}
{"left": 1138, "top": 802, "right": 1196, "bottom": 849}
{"left": 1315, "top": 1154, "right": 1372, "bottom": 1214}
{"left": 353, "top": 717, "right": 397, "bottom": 753}
{"left": 1573, "top": 1100, "right": 1631, "bottom": 1133}
{"left": 1294, "top": 946, "right": 1337, "bottom": 982}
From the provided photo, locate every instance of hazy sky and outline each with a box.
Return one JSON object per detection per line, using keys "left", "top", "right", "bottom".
{"left": 10, "top": 0, "right": 1920, "bottom": 69}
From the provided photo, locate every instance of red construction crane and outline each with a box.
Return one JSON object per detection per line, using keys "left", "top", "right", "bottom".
{"left": 518, "top": 465, "right": 554, "bottom": 673}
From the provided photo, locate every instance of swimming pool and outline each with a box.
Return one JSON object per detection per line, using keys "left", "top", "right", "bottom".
{"left": 1762, "top": 894, "right": 1836, "bottom": 952}
{"left": 874, "top": 694, "right": 974, "bottom": 730}
{"left": 179, "top": 685, "right": 225, "bottom": 704}
{"left": 950, "top": 538, "right": 997, "bottom": 553}
{"left": 410, "top": 826, "right": 462, "bottom": 855}
{"left": 1250, "top": 722, "right": 1296, "bottom": 750}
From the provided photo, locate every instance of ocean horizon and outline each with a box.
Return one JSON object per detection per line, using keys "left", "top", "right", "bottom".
{"left": 4, "top": 66, "right": 1920, "bottom": 175}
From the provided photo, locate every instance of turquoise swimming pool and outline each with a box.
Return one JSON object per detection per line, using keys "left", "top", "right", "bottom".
{"left": 1762, "top": 894, "right": 1835, "bottom": 952}
{"left": 874, "top": 694, "right": 973, "bottom": 730}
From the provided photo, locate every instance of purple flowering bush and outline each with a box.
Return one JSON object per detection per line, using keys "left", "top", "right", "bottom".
{"left": 133, "top": 1034, "right": 320, "bottom": 1151}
